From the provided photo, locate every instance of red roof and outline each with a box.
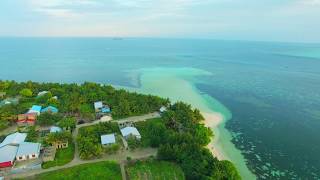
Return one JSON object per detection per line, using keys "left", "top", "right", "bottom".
{"left": 0, "top": 161, "right": 13, "bottom": 168}
{"left": 17, "top": 113, "right": 36, "bottom": 123}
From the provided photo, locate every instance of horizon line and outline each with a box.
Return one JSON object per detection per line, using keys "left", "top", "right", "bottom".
{"left": 0, "top": 36, "right": 319, "bottom": 45}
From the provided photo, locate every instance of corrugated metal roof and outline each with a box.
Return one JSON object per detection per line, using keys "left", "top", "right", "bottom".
{"left": 50, "top": 126, "right": 62, "bottom": 133}
{"left": 101, "top": 107, "right": 111, "bottom": 113}
{"left": 120, "top": 127, "right": 141, "bottom": 137}
{"left": 101, "top": 134, "right": 116, "bottom": 145}
{"left": 0, "top": 132, "right": 27, "bottom": 147}
{"left": 160, "top": 106, "right": 167, "bottom": 112}
{"left": 31, "top": 105, "right": 42, "bottom": 112}
{"left": 41, "top": 106, "right": 58, "bottom": 113}
{"left": 28, "top": 105, "right": 42, "bottom": 114}
{"left": 0, "top": 145, "right": 18, "bottom": 163}
{"left": 16, "top": 142, "right": 41, "bottom": 157}
{"left": 94, "top": 101, "right": 103, "bottom": 109}
{"left": 37, "top": 91, "right": 48, "bottom": 96}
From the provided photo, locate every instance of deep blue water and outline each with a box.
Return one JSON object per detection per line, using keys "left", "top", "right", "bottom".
{"left": 0, "top": 38, "right": 320, "bottom": 179}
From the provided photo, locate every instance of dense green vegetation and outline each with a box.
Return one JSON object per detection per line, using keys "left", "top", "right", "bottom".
{"left": 25, "top": 126, "right": 38, "bottom": 142}
{"left": 46, "top": 131, "right": 72, "bottom": 145}
{"left": 126, "top": 160, "right": 185, "bottom": 180}
{"left": 37, "top": 113, "right": 63, "bottom": 126}
{"left": 77, "top": 122, "right": 120, "bottom": 159}
{"left": 58, "top": 117, "right": 76, "bottom": 131}
{"left": 42, "top": 142, "right": 75, "bottom": 169}
{"left": 0, "top": 104, "right": 18, "bottom": 130}
{"left": 29, "top": 161, "right": 122, "bottom": 180}
{"left": 135, "top": 102, "right": 241, "bottom": 180}
{"left": 135, "top": 118, "right": 166, "bottom": 148}
{"left": 0, "top": 80, "right": 168, "bottom": 129}
{"left": 1, "top": 80, "right": 240, "bottom": 179}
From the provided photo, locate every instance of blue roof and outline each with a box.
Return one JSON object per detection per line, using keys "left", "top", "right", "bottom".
{"left": 0, "top": 132, "right": 27, "bottom": 148}
{"left": 50, "top": 126, "right": 62, "bottom": 133}
{"left": 101, "top": 134, "right": 116, "bottom": 145}
{"left": 94, "top": 101, "right": 103, "bottom": 109}
{"left": 0, "top": 145, "right": 18, "bottom": 163}
{"left": 101, "top": 107, "right": 111, "bottom": 113}
{"left": 16, "top": 142, "right": 41, "bottom": 157}
{"left": 41, "top": 106, "right": 58, "bottom": 113}
{"left": 31, "top": 105, "right": 42, "bottom": 112}
{"left": 120, "top": 127, "right": 141, "bottom": 138}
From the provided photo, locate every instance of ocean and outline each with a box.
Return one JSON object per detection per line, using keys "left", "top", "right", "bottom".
{"left": 0, "top": 38, "right": 319, "bottom": 179}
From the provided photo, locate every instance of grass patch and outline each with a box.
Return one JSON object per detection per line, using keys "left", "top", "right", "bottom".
{"left": 42, "top": 142, "right": 75, "bottom": 169}
{"left": 29, "top": 161, "right": 122, "bottom": 180}
{"left": 126, "top": 160, "right": 185, "bottom": 180}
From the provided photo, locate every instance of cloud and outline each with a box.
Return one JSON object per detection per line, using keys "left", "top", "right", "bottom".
{"left": 1, "top": 0, "right": 319, "bottom": 42}
{"left": 28, "top": 0, "right": 216, "bottom": 19}
{"left": 29, "top": 0, "right": 101, "bottom": 18}
{"left": 299, "top": 0, "right": 320, "bottom": 5}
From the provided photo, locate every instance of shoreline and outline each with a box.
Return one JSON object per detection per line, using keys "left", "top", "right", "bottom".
{"left": 202, "top": 112, "right": 228, "bottom": 161}
{"left": 121, "top": 67, "right": 256, "bottom": 179}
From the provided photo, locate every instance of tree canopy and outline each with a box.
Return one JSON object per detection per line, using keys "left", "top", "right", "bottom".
{"left": 19, "top": 88, "right": 33, "bottom": 97}
{"left": 0, "top": 80, "right": 168, "bottom": 120}
{"left": 140, "top": 102, "right": 240, "bottom": 180}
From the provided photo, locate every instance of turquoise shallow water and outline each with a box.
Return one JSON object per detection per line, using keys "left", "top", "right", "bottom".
{"left": 0, "top": 38, "right": 320, "bottom": 179}
{"left": 121, "top": 67, "right": 255, "bottom": 179}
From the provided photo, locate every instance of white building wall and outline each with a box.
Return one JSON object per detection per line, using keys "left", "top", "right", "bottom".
{"left": 28, "top": 153, "right": 39, "bottom": 159}
{"left": 16, "top": 155, "right": 26, "bottom": 161}
{"left": 16, "top": 153, "right": 39, "bottom": 161}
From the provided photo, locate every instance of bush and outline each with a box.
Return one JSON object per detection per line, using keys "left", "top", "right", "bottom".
{"left": 19, "top": 88, "right": 33, "bottom": 97}
{"left": 127, "top": 137, "right": 140, "bottom": 150}
{"left": 104, "top": 143, "right": 120, "bottom": 154}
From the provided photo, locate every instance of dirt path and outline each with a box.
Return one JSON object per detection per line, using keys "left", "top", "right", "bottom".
{"left": 8, "top": 148, "right": 157, "bottom": 179}
{"left": 120, "top": 162, "right": 127, "bottom": 180}
{"left": 113, "top": 112, "right": 160, "bottom": 124}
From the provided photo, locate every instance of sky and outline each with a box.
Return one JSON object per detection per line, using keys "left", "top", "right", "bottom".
{"left": 0, "top": 0, "right": 319, "bottom": 42}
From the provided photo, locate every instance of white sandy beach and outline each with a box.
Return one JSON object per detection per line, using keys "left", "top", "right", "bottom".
{"left": 202, "top": 112, "right": 227, "bottom": 160}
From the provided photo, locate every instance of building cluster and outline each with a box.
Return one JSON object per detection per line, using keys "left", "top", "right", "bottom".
{"left": 17, "top": 105, "right": 58, "bottom": 126}
{"left": 100, "top": 124, "right": 141, "bottom": 147}
{"left": 0, "top": 133, "right": 41, "bottom": 168}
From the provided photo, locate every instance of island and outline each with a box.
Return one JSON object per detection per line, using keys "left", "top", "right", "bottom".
{"left": 0, "top": 80, "right": 240, "bottom": 180}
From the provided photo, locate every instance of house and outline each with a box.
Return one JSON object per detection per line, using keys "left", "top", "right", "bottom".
{"left": 17, "top": 113, "right": 37, "bottom": 126}
{"left": 159, "top": 106, "right": 167, "bottom": 113}
{"left": 0, "top": 132, "right": 27, "bottom": 147}
{"left": 50, "top": 126, "right": 62, "bottom": 133}
{"left": 94, "top": 101, "right": 103, "bottom": 111}
{"left": 120, "top": 127, "right": 141, "bottom": 140}
{"left": 15, "top": 142, "right": 41, "bottom": 161}
{"left": 41, "top": 106, "right": 58, "bottom": 114}
{"left": 0, "top": 145, "right": 18, "bottom": 168}
{"left": 0, "top": 132, "right": 41, "bottom": 167}
{"left": 37, "top": 91, "right": 48, "bottom": 97}
{"left": 53, "top": 141, "right": 68, "bottom": 149}
{"left": 94, "top": 101, "right": 111, "bottom": 113}
{"left": 27, "top": 105, "right": 42, "bottom": 115}
{"left": 101, "top": 134, "right": 116, "bottom": 146}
